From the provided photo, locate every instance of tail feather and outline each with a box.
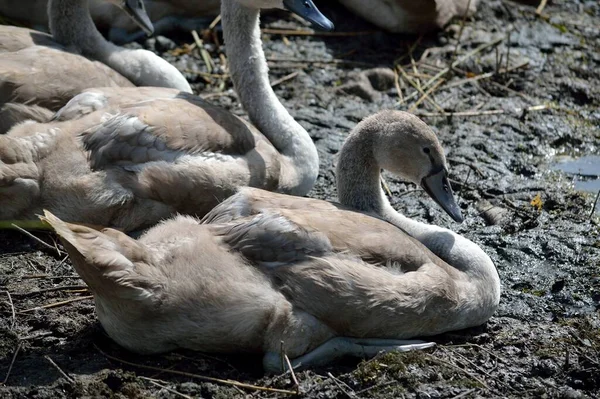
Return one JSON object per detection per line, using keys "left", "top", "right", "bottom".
{"left": 41, "top": 211, "right": 163, "bottom": 302}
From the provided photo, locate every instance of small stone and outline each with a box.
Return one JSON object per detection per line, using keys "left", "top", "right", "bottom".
{"left": 155, "top": 35, "right": 177, "bottom": 52}
{"left": 560, "top": 388, "right": 584, "bottom": 399}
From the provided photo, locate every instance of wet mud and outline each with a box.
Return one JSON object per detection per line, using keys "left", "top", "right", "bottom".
{"left": 1, "top": 0, "right": 599, "bottom": 397}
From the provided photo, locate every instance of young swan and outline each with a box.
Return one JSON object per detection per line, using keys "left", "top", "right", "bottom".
{"left": 338, "top": 0, "right": 478, "bottom": 33}
{"left": 0, "top": 0, "right": 191, "bottom": 132}
{"left": 0, "top": 0, "right": 333, "bottom": 231}
{"left": 43, "top": 111, "right": 501, "bottom": 372}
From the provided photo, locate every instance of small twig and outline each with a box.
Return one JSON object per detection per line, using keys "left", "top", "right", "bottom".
{"left": 284, "top": 354, "right": 301, "bottom": 395}
{"left": 19, "top": 331, "right": 53, "bottom": 341}
{"left": 208, "top": 14, "right": 221, "bottom": 30}
{"left": 426, "top": 355, "right": 489, "bottom": 390}
{"left": 20, "top": 275, "right": 81, "bottom": 280}
{"left": 200, "top": 92, "right": 234, "bottom": 100}
{"left": 140, "top": 377, "right": 193, "bottom": 399}
{"left": 10, "top": 224, "right": 64, "bottom": 256}
{"left": 11, "top": 285, "right": 88, "bottom": 297}
{"left": 356, "top": 380, "right": 398, "bottom": 395}
{"left": 394, "top": 67, "right": 404, "bottom": 103}
{"left": 0, "top": 220, "right": 51, "bottom": 230}
{"left": 448, "top": 348, "right": 512, "bottom": 391}
{"left": 94, "top": 345, "right": 298, "bottom": 395}
{"left": 416, "top": 37, "right": 504, "bottom": 99}
{"left": 536, "top": 0, "right": 548, "bottom": 15}
{"left": 397, "top": 188, "right": 423, "bottom": 198}
{"left": 408, "top": 44, "right": 422, "bottom": 91}
{"left": 191, "top": 30, "right": 214, "bottom": 74}
{"left": 451, "top": 388, "right": 478, "bottom": 399}
{"left": 487, "top": 80, "right": 534, "bottom": 102}
{"left": 415, "top": 109, "right": 504, "bottom": 118}
{"left": 271, "top": 71, "right": 300, "bottom": 88}
{"left": 20, "top": 296, "right": 93, "bottom": 313}
{"left": 381, "top": 176, "right": 393, "bottom": 198}
{"left": 44, "top": 355, "right": 75, "bottom": 384}
{"left": 280, "top": 341, "right": 286, "bottom": 378}
{"left": 327, "top": 372, "right": 355, "bottom": 398}
{"left": 505, "top": 28, "right": 512, "bottom": 77}
{"left": 399, "top": 66, "right": 446, "bottom": 113}
{"left": 519, "top": 104, "right": 549, "bottom": 119}
{"left": 168, "top": 352, "right": 239, "bottom": 373}
{"left": 459, "top": 169, "right": 472, "bottom": 196}
{"left": 4, "top": 291, "right": 16, "bottom": 330}
{"left": 1, "top": 341, "right": 21, "bottom": 385}
{"left": 451, "top": 0, "right": 473, "bottom": 63}
{"left": 495, "top": 46, "right": 503, "bottom": 75}
{"left": 408, "top": 79, "right": 446, "bottom": 113}
{"left": 448, "top": 343, "right": 510, "bottom": 366}
{"left": 444, "top": 61, "right": 529, "bottom": 89}
{"left": 501, "top": 198, "right": 538, "bottom": 220}
{"left": 447, "top": 158, "right": 486, "bottom": 178}
{"left": 590, "top": 191, "right": 600, "bottom": 220}
{"left": 395, "top": 35, "right": 423, "bottom": 65}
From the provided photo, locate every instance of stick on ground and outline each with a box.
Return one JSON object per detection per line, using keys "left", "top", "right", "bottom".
{"left": 44, "top": 355, "right": 75, "bottom": 384}
{"left": 94, "top": 345, "right": 299, "bottom": 395}
{"left": 20, "top": 296, "right": 93, "bottom": 313}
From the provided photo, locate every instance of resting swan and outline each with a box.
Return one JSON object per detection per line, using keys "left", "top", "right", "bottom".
{"left": 0, "top": 0, "right": 333, "bottom": 231}
{"left": 0, "top": 0, "right": 221, "bottom": 44}
{"left": 338, "top": 0, "right": 478, "bottom": 33}
{"left": 0, "top": 0, "right": 191, "bottom": 133}
{"left": 42, "top": 110, "right": 501, "bottom": 372}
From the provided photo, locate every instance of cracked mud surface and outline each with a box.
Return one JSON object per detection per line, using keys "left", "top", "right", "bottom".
{"left": 1, "top": 0, "right": 599, "bottom": 397}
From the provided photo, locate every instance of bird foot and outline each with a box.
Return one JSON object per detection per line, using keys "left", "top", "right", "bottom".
{"left": 263, "top": 337, "right": 435, "bottom": 373}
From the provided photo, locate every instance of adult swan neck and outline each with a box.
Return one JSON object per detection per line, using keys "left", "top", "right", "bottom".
{"left": 220, "top": 0, "right": 319, "bottom": 196}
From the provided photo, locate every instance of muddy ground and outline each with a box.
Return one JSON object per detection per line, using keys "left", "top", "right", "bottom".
{"left": 1, "top": 0, "right": 599, "bottom": 397}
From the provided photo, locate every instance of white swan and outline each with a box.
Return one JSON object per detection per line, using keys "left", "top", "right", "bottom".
{"left": 0, "top": 0, "right": 333, "bottom": 230}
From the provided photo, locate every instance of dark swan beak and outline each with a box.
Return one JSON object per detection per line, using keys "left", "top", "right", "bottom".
{"left": 421, "top": 169, "right": 464, "bottom": 223}
{"left": 121, "top": 0, "right": 154, "bottom": 36}
{"left": 283, "top": 0, "right": 335, "bottom": 31}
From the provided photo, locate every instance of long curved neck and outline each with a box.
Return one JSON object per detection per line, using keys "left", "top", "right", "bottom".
{"left": 336, "top": 127, "right": 500, "bottom": 307}
{"left": 336, "top": 127, "right": 387, "bottom": 213}
{"left": 47, "top": 0, "right": 191, "bottom": 92}
{"left": 48, "top": 0, "right": 117, "bottom": 60}
{"left": 221, "top": 0, "right": 319, "bottom": 196}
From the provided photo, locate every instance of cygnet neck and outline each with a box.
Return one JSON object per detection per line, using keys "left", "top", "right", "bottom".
{"left": 48, "top": 0, "right": 118, "bottom": 61}
{"left": 220, "top": 0, "right": 319, "bottom": 196}
{"left": 336, "top": 124, "right": 387, "bottom": 215}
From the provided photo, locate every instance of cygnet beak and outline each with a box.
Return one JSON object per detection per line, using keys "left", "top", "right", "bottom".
{"left": 421, "top": 168, "right": 464, "bottom": 223}
{"left": 122, "top": 0, "right": 155, "bottom": 36}
{"left": 283, "top": 0, "right": 335, "bottom": 31}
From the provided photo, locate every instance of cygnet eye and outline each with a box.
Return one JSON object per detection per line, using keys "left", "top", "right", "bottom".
{"left": 423, "top": 147, "right": 431, "bottom": 154}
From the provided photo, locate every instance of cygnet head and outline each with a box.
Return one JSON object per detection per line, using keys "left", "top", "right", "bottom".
{"left": 368, "top": 110, "right": 464, "bottom": 222}
{"left": 107, "top": 0, "right": 154, "bottom": 36}
{"left": 235, "top": 0, "right": 334, "bottom": 31}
